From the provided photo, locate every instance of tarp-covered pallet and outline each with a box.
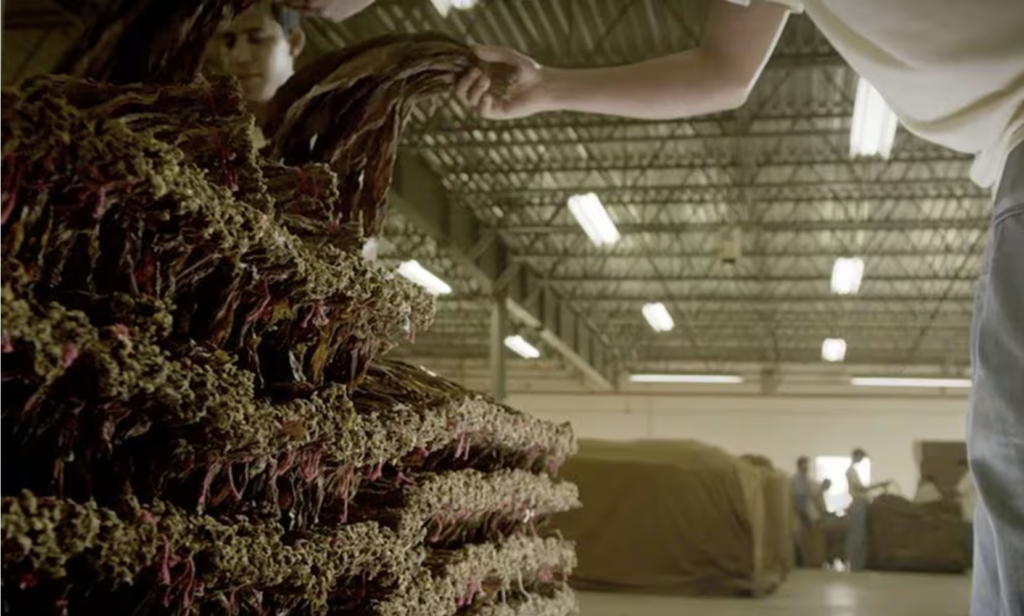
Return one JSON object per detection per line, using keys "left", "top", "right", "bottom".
{"left": 1, "top": 4, "right": 579, "bottom": 615}
{"left": 553, "top": 440, "right": 792, "bottom": 597}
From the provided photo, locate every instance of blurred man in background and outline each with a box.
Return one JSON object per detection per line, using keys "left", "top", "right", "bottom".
{"left": 844, "top": 449, "right": 891, "bottom": 571}
{"left": 203, "top": 2, "right": 306, "bottom": 105}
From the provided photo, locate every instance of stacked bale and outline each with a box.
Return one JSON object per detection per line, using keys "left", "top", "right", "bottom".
{"left": 1, "top": 32, "right": 578, "bottom": 616}
{"left": 555, "top": 440, "right": 791, "bottom": 597}
{"left": 867, "top": 495, "right": 970, "bottom": 573}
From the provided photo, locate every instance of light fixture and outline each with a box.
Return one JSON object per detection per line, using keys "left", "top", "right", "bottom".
{"left": 629, "top": 374, "right": 744, "bottom": 384}
{"left": 504, "top": 335, "right": 541, "bottom": 359}
{"left": 851, "top": 377, "right": 972, "bottom": 389}
{"left": 850, "top": 78, "right": 898, "bottom": 159}
{"left": 821, "top": 338, "right": 847, "bottom": 363}
{"left": 642, "top": 302, "right": 674, "bottom": 333}
{"left": 831, "top": 257, "right": 864, "bottom": 296}
{"left": 397, "top": 260, "right": 452, "bottom": 295}
{"left": 430, "top": 0, "right": 477, "bottom": 17}
{"left": 567, "top": 192, "right": 620, "bottom": 247}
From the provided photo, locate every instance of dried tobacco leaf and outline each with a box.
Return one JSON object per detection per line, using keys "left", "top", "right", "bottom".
{"left": 376, "top": 535, "right": 576, "bottom": 616}
{"left": 2, "top": 78, "right": 435, "bottom": 389}
{"left": 2, "top": 491, "right": 416, "bottom": 614}
{"left": 262, "top": 33, "right": 476, "bottom": 238}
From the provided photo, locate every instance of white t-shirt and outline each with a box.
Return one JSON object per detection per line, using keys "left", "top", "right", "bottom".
{"left": 846, "top": 466, "right": 868, "bottom": 501}
{"left": 736, "top": 0, "right": 1024, "bottom": 189}
{"left": 957, "top": 471, "right": 978, "bottom": 523}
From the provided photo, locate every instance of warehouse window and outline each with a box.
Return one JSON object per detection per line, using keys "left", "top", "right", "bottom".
{"left": 815, "top": 456, "right": 872, "bottom": 514}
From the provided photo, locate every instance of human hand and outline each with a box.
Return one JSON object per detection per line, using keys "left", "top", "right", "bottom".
{"left": 456, "top": 45, "right": 552, "bottom": 120}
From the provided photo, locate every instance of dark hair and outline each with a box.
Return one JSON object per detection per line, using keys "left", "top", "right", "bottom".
{"left": 271, "top": 5, "right": 302, "bottom": 32}
{"left": 852, "top": 448, "right": 867, "bottom": 459}
{"left": 797, "top": 456, "right": 810, "bottom": 467}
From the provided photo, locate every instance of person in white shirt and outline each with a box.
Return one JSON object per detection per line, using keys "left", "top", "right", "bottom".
{"left": 456, "top": 3, "right": 1023, "bottom": 612}
{"left": 958, "top": 459, "right": 979, "bottom": 525}
{"left": 843, "top": 448, "right": 890, "bottom": 571}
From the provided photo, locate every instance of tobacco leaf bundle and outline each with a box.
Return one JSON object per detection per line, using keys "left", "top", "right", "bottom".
{"left": 2, "top": 490, "right": 416, "bottom": 615}
{"left": 376, "top": 535, "right": 576, "bottom": 616}
{"left": 346, "top": 469, "right": 580, "bottom": 547}
{"left": 2, "top": 291, "right": 576, "bottom": 528}
{"left": 470, "top": 586, "right": 579, "bottom": 616}
{"left": 2, "top": 79, "right": 434, "bottom": 390}
{"left": 262, "top": 33, "right": 476, "bottom": 238}
{"left": 56, "top": 0, "right": 249, "bottom": 85}
{"left": 355, "top": 360, "right": 578, "bottom": 471}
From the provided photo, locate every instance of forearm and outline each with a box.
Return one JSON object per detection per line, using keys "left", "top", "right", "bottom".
{"left": 536, "top": 49, "right": 749, "bottom": 120}
{"left": 533, "top": 1, "right": 787, "bottom": 120}
{"left": 276, "top": 0, "right": 375, "bottom": 20}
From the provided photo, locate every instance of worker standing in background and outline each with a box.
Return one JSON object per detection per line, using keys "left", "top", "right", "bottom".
{"left": 844, "top": 449, "right": 890, "bottom": 572}
{"left": 203, "top": 1, "right": 307, "bottom": 105}
{"left": 203, "top": 0, "right": 382, "bottom": 261}
{"left": 456, "top": 1, "right": 1022, "bottom": 611}
{"left": 792, "top": 457, "right": 816, "bottom": 529}
{"left": 791, "top": 456, "right": 816, "bottom": 566}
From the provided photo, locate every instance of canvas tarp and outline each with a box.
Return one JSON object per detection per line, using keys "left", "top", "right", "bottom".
{"left": 553, "top": 440, "right": 792, "bottom": 596}
{"left": 867, "top": 494, "right": 970, "bottom": 573}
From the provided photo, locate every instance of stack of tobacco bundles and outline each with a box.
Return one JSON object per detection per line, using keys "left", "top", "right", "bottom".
{"left": 2, "top": 27, "right": 578, "bottom": 616}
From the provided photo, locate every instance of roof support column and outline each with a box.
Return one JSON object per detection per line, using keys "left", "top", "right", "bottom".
{"left": 490, "top": 293, "right": 508, "bottom": 401}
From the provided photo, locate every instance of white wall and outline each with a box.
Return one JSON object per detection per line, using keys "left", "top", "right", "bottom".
{"left": 510, "top": 393, "right": 969, "bottom": 497}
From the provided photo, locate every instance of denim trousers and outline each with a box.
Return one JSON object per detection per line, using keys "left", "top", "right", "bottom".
{"left": 969, "top": 142, "right": 1024, "bottom": 616}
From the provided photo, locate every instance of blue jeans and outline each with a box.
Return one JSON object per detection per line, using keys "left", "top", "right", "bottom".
{"left": 969, "top": 142, "right": 1024, "bottom": 616}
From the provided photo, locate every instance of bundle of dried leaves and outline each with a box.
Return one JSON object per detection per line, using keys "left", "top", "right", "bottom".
{"left": 346, "top": 469, "right": 580, "bottom": 547}
{"left": 2, "top": 490, "right": 415, "bottom": 615}
{"left": 2, "top": 78, "right": 434, "bottom": 390}
{"left": 261, "top": 33, "right": 476, "bottom": 238}
{"left": 377, "top": 535, "right": 576, "bottom": 616}
{"left": 2, "top": 290, "right": 576, "bottom": 532}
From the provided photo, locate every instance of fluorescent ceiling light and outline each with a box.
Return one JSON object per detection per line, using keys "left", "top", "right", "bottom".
{"left": 430, "top": 0, "right": 477, "bottom": 17}
{"left": 504, "top": 335, "right": 541, "bottom": 359}
{"left": 851, "top": 377, "right": 972, "bottom": 389}
{"left": 831, "top": 257, "right": 864, "bottom": 296}
{"left": 567, "top": 192, "right": 620, "bottom": 247}
{"left": 850, "top": 78, "right": 898, "bottom": 159}
{"left": 397, "top": 260, "right": 452, "bottom": 295}
{"left": 821, "top": 338, "right": 847, "bottom": 363}
{"left": 642, "top": 302, "right": 674, "bottom": 333}
{"left": 630, "top": 374, "right": 744, "bottom": 384}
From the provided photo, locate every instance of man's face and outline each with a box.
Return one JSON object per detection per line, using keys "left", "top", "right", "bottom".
{"left": 206, "top": 4, "right": 304, "bottom": 103}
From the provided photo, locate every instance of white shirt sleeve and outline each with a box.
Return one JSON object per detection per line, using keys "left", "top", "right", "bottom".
{"left": 722, "top": 0, "right": 805, "bottom": 13}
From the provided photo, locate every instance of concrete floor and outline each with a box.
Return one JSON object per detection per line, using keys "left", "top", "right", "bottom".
{"left": 577, "top": 570, "right": 971, "bottom": 616}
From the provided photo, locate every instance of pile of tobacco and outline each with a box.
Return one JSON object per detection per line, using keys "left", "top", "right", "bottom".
{"left": 1, "top": 9, "right": 578, "bottom": 615}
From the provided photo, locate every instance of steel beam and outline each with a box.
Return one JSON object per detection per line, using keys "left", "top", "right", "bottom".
{"left": 500, "top": 218, "right": 988, "bottom": 234}
{"left": 392, "top": 344, "right": 965, "bottom": 368}
{"left": 389, "top": 151, "right": 617, "bottom": 389}
{"left": 454, "top": 179, "right": 984, "bottom": 201}
{"left": 448, "top": 293, "right": 975, "bottom": 304}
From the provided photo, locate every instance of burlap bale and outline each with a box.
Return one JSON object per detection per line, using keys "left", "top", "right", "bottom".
{"left": 553, "top": 440, "right": 790, "bottom": 597}
{"left": 867, "top": 494, "right": 970, "bottom": 573}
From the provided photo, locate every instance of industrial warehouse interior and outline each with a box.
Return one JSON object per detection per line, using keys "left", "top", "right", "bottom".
{"left": 3, "top": 0, "right": 1015, "bottom": 615}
